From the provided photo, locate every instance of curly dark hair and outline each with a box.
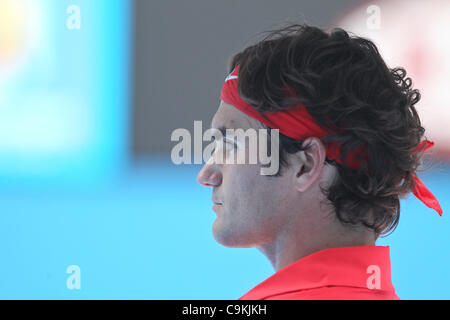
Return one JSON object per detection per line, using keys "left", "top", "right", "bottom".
{"left": 228, "top": 24, "right": 430, "bottom": 237}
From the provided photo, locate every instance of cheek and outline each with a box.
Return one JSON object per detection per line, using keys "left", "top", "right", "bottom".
{"left": 220, "top": 165, "right": 257, "bottom": 217}
{"left": 227, "top": 166, "right": 284, "bottom": 219}
{"left": 226, "top": 164, "right": 259, "bottom": 195}
{"left": 216, "top": 165, "right": 290, "bottom": 247}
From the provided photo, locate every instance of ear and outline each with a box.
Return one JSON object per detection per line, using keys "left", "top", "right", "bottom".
{"left": 293, "top": 137, "right": 327, "bottom": 193}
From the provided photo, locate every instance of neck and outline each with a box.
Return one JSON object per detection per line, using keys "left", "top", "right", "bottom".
{"left": 256, "top": 217, "right": 376, "bottom": 272}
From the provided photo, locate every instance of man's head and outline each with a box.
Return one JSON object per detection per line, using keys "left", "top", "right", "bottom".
{"left": 197, "top": 100, "right": 338, "bottom": 248}
{"left": 197, "top": 24, "right": 427, "bottom": 249}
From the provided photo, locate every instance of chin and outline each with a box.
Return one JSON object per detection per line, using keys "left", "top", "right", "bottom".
{"left": 212, "top": 219, "right": 256, "bottom": 248}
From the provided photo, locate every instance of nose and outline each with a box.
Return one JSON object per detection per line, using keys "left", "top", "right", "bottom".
{"left": 197, "top": 162, "right": 222, "bottom": 187}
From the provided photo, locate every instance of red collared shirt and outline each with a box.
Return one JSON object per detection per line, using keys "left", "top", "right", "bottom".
{"left": 239, "top": 246, "right": 399, "bottom": 300}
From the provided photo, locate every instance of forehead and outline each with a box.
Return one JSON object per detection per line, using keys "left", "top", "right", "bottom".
{"left": 211, "top": 100, "right": 264, "bottom": 130}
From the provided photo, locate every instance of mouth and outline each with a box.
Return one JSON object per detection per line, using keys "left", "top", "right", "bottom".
{"left": 212, "top": 199, "right": 223, "bottom": 210}
{"left": 212, "top": 197, "right": 223, "bottom": 205}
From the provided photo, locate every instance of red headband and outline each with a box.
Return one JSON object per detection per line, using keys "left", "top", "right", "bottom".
{"left": 220, "top": 64, "right": 443, "bottom": 216}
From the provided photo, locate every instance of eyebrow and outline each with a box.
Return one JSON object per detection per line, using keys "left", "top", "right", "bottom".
{"left": 210, "top": 122, "right": 232, "bottom": 135}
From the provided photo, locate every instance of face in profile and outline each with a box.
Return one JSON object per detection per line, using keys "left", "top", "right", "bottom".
{"left": 197, "top": 101, "right": 294, "bottom": 248}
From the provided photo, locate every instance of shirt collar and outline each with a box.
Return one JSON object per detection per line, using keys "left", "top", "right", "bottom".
{"left": 239, "top": 245, "right": 395, "bottom": 300}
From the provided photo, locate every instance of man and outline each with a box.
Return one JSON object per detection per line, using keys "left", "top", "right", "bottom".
{"left": 196, "top": 24, "right": 442, "bottom": 300}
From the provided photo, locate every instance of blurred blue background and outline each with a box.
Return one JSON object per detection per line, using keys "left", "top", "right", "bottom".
{"left": 0, "top": 0, "right": 449, "bottom": 299}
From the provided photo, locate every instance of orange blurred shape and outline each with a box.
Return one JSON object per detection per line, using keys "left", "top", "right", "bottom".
{"left": 0, "top": 0, "right": 28, "bottom": 68}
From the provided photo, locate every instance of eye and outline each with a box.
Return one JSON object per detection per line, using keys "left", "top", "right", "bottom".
{"left": 223, "top": 138, "right": 237, "bottom": 150}
{"left": 210, "top": 138, "right": 225, "bottom": 153}
{"left": 210, "top": 139, "right": 235, "bottom": 157}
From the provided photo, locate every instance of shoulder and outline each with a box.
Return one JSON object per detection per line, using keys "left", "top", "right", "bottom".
{"left": 262, "top": 286, "right": 400, "bottom": 300}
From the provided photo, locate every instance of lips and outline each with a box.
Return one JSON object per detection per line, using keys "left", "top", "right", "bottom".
{"left": 212, "top": 197, "right": 223, "bottom": 212}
